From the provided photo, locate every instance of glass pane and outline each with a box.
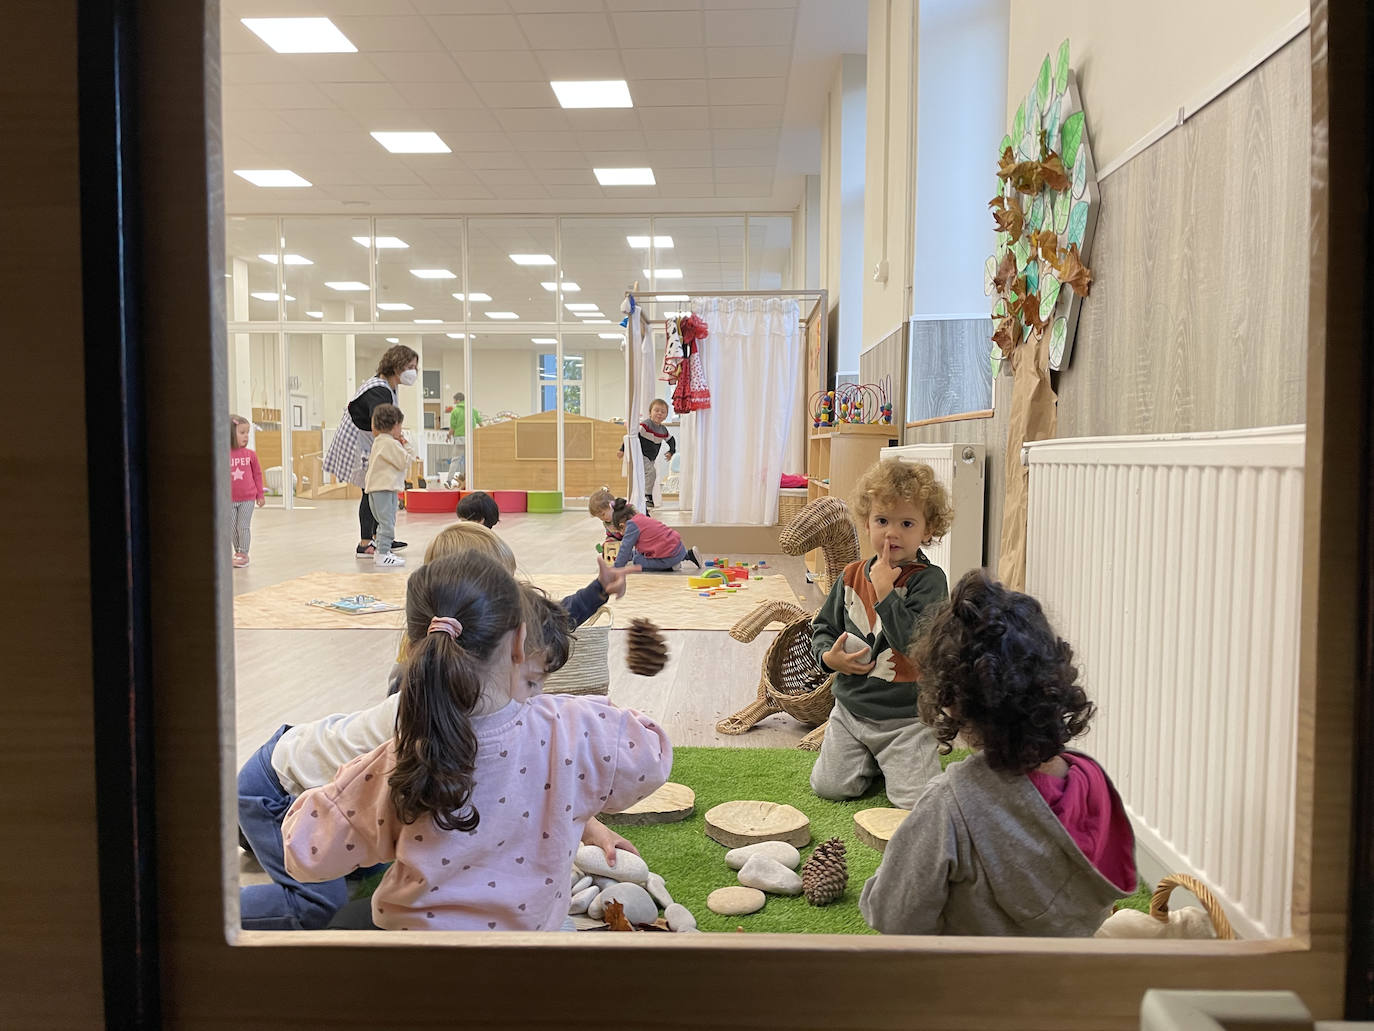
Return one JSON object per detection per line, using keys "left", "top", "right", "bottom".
{"left": 562, "top": 331, "right": 627, "bottom": 502}
{"left": 228, "top": 331, "right": 285, "bottom": 509}
{"left": 224, "top": 216, "right": 281, "bottom": 322}
{"left": 470, "top": 331, "right": 554, "bottom": 492}
{"left": 374, "top": 218, "right": 465, "bottom": 323}
{"left": 647, "top": 216, "right": 745, "bottom": 310}
{"left": 282, "top": 217, "right": 373, "bottom": 323}
{"left": 425, "top": 333, "right": 469, "bottom": 488}
{"left": 559, "top": 217, "right": 650, "bottom": 332}
{"left": 747, "top": 215, "right": 793, "bottom": 290}
{"left": 467, "top": 218, "right": 557, "bottom": 323}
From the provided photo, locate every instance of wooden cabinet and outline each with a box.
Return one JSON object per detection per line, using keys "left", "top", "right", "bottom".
{"left": 805, "top": 423, "right": 899, "bottom": 571}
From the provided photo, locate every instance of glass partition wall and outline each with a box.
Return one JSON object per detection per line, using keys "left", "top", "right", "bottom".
{"left": 226, "top": 214, "right": 791, "bottom": 507}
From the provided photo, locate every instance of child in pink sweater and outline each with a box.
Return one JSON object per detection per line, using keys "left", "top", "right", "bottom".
{"left": 283, "top": 551, "right": 673, "bottom": 931}
{"left": 229, "top": 414, "right": 264, "bottom": 568}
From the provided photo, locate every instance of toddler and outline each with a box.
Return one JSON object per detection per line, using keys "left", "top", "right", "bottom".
{"left": 282, "top": 553, "right": 673, "bottom": 931}
{"left": 860, "top": 569, "right": 1137, "bottom": 936}
{"left": 809, "top": 460, "right": 952, "bottom": 808}
{"left": 608, "top": 498, "right": 701, "bottom": 572}
{"left": 229, "top": 414, "right": 264, "bottom": 567}
{"left": 589, "top": 485, "right": 624, "bottom": 551}
{"left": 618, "top": 398, "right": 675, "bottom": 510}
{"left": 364, "top": 404, "right": 412, "bottom": 568}
{"left": 456, "top": 490, "right": 500, "bottom": 528}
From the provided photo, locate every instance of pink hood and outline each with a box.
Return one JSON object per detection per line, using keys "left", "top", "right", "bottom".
{"left": 1027, "top": 752, "right": 1137, "bottom": 893}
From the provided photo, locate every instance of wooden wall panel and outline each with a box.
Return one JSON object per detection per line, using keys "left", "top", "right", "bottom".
{"left": 859, "top": 323, "right": 909, "bottom": 428}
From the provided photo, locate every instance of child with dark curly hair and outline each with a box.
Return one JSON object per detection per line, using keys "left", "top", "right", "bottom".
{"left": 809, "top": 460, "right": 953, "bottom": 808}
{"left": 859, "top": 569, "right": 1137, "bottom": 936}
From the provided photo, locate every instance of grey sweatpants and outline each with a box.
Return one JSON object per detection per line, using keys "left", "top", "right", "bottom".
{"left": 641, "top": 453, "right": 657, "bottom": 500}
{"left": 231, "top": 500, "right": 255, "bottom": 554}
{"left": 368, "top": 490, "right": 398, "bottom": 553}
{"left": 810, "top": 700, "right": 941, "bottom": 809}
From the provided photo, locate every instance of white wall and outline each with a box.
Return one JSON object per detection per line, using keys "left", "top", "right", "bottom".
{"left": 820, "top": 54, "right": 868, "bottom": 376}
{"left": 471, "top": 347, "right": 537, "bottom": 418}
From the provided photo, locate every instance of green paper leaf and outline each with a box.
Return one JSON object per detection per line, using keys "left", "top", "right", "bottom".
{"left": 1073, "top": 150, "right": 1088, "bottom": 199}
{"left": 1039, "top": 274, "right": 1061, "bottom": 320}
{"left": 1055, "top": 40, "right": 1070, "bottom": 96}
{"left": 1027, "top": 194, "right": 1043, "bottom": 232}
{"left": 1012, "top": 104, "right": 1024, "bottom": 146}
{"left": 1062, "top": 111, "right": 1085, "bottom": 169}
{"left": 1037, "top": 55, "right": 1051, "bottom": 109}
{"left": 1026, "top": 259, "right": 1039, "bottom": 293}
{"left": 1012, "top": 237, "right": 1031, "bottom": 271}
{"left": 1049, "top": 317, "right": 1068, "bottom": 369}
{"left": 1045, "top": 99, "right": 1061, "bottom": 148}
{"left": 1054, "top": 191, "right": 1070, "bottom": 233}
{"left": 1067, "top": 200, "right": 1089, "bottom": 246}
{"left": 993, "top": 298, "right": 1007, "bottom": 318}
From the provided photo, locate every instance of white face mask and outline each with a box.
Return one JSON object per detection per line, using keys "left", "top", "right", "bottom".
{"left": 398, "top": 368, "right": 418, "bottom": 386}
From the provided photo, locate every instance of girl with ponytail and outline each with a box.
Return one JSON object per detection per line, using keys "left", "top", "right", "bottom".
{"left": 283, "top": 552, "right": 672, "bottom": 931}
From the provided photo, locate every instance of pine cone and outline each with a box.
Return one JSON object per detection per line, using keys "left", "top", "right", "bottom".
{"left": 801, "top": 836, "right": 849, "bottom": 906}
{"left": 626, "top": 618, "right": 669, "bottom": 677}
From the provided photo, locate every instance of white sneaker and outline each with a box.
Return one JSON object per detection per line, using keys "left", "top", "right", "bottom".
{"left": 374, "top": 551, "right": 406, "bottom": 567}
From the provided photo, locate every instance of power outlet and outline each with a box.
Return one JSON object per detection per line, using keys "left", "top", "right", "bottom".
{"left": 872, "top": 260, "right": 889, "bottom": 283}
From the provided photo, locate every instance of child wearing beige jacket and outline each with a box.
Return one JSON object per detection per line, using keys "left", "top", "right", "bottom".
{"left": 364, "top": 403, "right": 412, "bottom": 568}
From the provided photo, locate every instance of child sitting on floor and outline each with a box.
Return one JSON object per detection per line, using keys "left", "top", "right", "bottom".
{"left": 860, "top": 569, "right": 1137, "bottom": 936}
{"left": 588, "top": 485, "right": 623, "bottom": 552}
{"left": 456, "top": 490, "right": 500, "bottom": 529}
{"left": 608, "top": 497, "right": 701, "bottom": 572}
{"left": 809, "top": 460, "right": 952, "bottom": 809}
{"left": 282, "top": 552, "right": 673, "bottom": 931}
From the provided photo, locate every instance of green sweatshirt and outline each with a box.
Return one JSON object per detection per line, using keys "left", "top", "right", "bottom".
{"left": 810, "top": 553, "right": 949, "bottom": 721}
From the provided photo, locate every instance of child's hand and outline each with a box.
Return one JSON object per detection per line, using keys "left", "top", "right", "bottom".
{"left": 823, "top": 634, "right": 876, "bottom": 675}
{"left": 581, "top": 817, "right": 639, "bottom": 865}
{"left": 255, "top": 497, "right": 265, "bottom": 508}
{"left": 870, "top": 539, "right": 900, "bottom": 601}
{"left": 597, "top": 555, "right": 640, "bottom": 599}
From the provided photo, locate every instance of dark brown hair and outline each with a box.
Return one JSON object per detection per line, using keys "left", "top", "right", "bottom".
{"left": 609, "top": 497, "right": 636, "bottom": 532}
{"left": 519, "top": 584, "right": 573, "bottom": 674}
{"left": 371, "top": 403, "right": 403, "bottom": 432}
{"left": 911, "top": 568, "right": 1094, "bottom": 774}
{"left": 229, "top": 413, "right": 251, "bottom": 450}
{"left": 376, "top": 343, "right": 419, "bottom": 379}
{"left": 390, "top": 552, "right": 522, "bottom": 832}
{"left": 456, "top": 490, "right": 500, "bottom": 528}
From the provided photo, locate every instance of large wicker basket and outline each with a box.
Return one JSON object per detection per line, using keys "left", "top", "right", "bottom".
{"left": 776, "top": 488, "right": 808, "bottom": 525}
{"left": 716, "top": 601, "right": 835, "bottom": 735}
{"left": 543, "top": 608, "right": 611, "bottom": 696}
{"left": 777, "top": 495, "right": 859, "bottom": 595}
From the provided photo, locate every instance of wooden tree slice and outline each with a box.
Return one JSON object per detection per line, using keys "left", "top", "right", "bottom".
{"left": 853, "top": 808, "right": 909, "bottom": 852}
{"left": 705, "top": 800, "right": 811, "bottom": 848}
{"left": 602, "top": 782, "right": 696, "bottom": 826}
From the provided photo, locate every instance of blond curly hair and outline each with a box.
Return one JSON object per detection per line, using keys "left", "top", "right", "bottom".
{"left": 851, "top": 459, "right": 954, "bottom": 544}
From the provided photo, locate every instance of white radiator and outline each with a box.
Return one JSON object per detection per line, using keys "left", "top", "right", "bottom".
{"left": 1024, "top": 426, "right": 1305, "bottom": 939}
{"left": 879, "top": 442, "right": 987, "bottom": 585}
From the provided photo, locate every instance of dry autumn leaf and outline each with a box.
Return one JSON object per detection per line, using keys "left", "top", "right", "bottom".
{"left": 992, "top": 315, "right": 1023, "bottom": 358}
{"left": 992, "top": 248, "right": 1018, "bottom": 295}
{"left": 1025, "top": 292, "right": 1052, "bottom": 334}
{"left": 1031, "top": 229, "right": 1060, "bottom": 265}
{"left": 1039, "top": 152, "right": 1070, "bottom": 193}
{"left": 1057, "top": 243, "right": 1094, "bottom": 297}
{"left": 602, "top": 899, "right": 635, "bottom": 932}
{"left": 1007, "top": 275, "right": 1030, "bottom": 319}
{"left": 997, "top": 145, "right": 1017, "bottom": 181}
{"left": 988, "top": 194, "right": 1025, "bottom": 242}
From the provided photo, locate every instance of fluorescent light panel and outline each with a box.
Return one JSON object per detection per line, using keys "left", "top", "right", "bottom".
{"left": 594, "top": 167, "right": 655, "bottom": 186}
{"left": 581, "top": 319, "right": 612, "bottom": 324}
{"left": 240, "top": 17, "right": 356, "bottom": 54}
{"left": 234, "top": 169, "right": 311, "bottom": 188}
{"left": 508, "top": 253, "right": 555, "bottom": 266}
{"left": 409, "top": 269, "right": 456, "bottom": 279}
{"left": 656, "top": 294, "right": 689, "bottom": 301}
{"left": 385, "top": 337, "right": 399, "bottom": 343}
{"left": 326, "top": 281, "right": 369, "bottom": 291}
{"left": 353, "top": 236, "right": 409, "bottom": 249}
{"left": 453, "top": 292, "right": 491, "bottom": 302}
{"left": 258, "top": 253, "right": 313, "bottom": 265}
{"left": 306, "top": 311, "right": 323, "bottom": 318}
{"left": 250, "top": 292, "right": 295, "bottom": 301}
{"left": 376, "top": 302, "right": 413, "bottom": 311}
{"left": 484, "top": 311, "right": 519, "bottom": 319}
{"left": 564, "top": 303, "right": 598, "bottom": 311}
{"left": 644, "top": 268, "right": 682, "bottom": 279}
{"left": 413, "top": 319, "right": 442, "bottom": 324}
{"left": 598, "top": 333, "right": 624, "bottom": 339}
{"left": 531, "top": 337, "right": 558, "bottom": 344}
{"left": 550, "top": 80, "right": 632, "bottom": 109}
{"left": 370, "top": 131, "right": 450, "bottom": 154}
{"left": 446, "top": 333, "right": 466, "bottom": 339}
{"left": 626, "top": 235, "right": 673, "bottom": 248}
{"left": 540, "top": 281, "right": 580, "bottom": 292}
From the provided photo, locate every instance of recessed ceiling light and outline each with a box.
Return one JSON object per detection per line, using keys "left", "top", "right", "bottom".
{"left": 353, "top": 236, "right": 409, "bottom": 249}
{"left": 240, "top": 17, "right": 357, "bottom": 54}
{"left": 386, "top": 337, "right": 399, "bottom": 343}
{"left": 306, "top": 311, "right": 323, "bottom": 318}
{"left": 376, "top": 302, "right": 414, "bottom": 311}
{"left": 626, "top": 236, "right": 674, "bottom": 248}
{"left": 234, "top": 169, "right": 311, "bottom": 188}
{"left": 326, "top": 281, "right": 369, "bottom": 291}
{"left": 564, "top": 303, "right": 598, "bottom": 311}
{"left": 453, "top": 292, "right": 491, "bottom": 302}
{"left": 656, "top": 294, "right": 689, "bottom": 301}
{"left": 371, "top": 131, "right": 450, "bottom": 154}
{"left": 531, "top": 337, "right": 558, "bottom": 344}
{"left": 598, "top": 333, "right": 624, "bottom": 339}
{"left": 409, "top": 268, "right": 456, "bottom": 279}
{"left": 446, "top": 333, "right": 467, "bottom": 339}
{"left": 414, "top": 319, "right": 442, "bottom": 324}
{"left": 581, "top": 319, "right": 612, "bottom": 325}
{"left": 484, "top": 311, "right": 520, "bottom": 319}
{"left": 644, "top": 268, "right": 682, "bottom": 279}
{"left": 509, "top": 254, "right": 556, "bottom": 266}
{"left": 576, "top": 312, "right": 605, "bottom": 318}
{"left": 249, "top": 292, "right": 295, "bottom": 301}
{"left": 550, "top": 80, "right": 633, "bottom": 109}
{"left": 595, "top": 167, "right": 655, "bottom": 186}
{"left": 258, "top": 253, "right": 313, "bottom": 265}
{"left": 540, "top": 281, "right": 581, "bottom": 292}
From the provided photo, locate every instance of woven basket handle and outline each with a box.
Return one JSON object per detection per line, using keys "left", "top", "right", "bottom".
{"left": 729, "top": 601, "right": 812, "bottom": 643}
{"left": 1148, "top": 874, "right": 1235, "bottom": 940}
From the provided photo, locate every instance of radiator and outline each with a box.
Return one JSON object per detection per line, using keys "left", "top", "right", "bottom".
{"left": 879, "top": 442, "right": 987, "bottom": 585}
{"left": 1024, "top": 426, "right": 1305, "bottom": 939}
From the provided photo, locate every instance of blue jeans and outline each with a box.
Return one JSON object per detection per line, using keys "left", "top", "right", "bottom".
{"left": 633, "top": 541, "right": 687, "bottom": 571}
{"left": 238, "top": 725, "right": 349, "bottom": 930}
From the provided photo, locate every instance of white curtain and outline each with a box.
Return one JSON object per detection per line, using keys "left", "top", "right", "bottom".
{"left": 679, "top": 297, "right": 802, "bottom": 524}
{"left": 624, "top": 304, "right": 653, "bottom": 510}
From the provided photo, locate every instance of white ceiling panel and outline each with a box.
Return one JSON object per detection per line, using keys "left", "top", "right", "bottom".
{"left": 410, "top": 0, "right": 510, "bottom": 12}
{"left": 515, "top": 13, "right": 615, "bottom": 49}
{"left": 451, "top": 50, "right": 546, "bottom": 82}
{"left": 656, "top": 183, "right": 717, "bottom": 198}
{"left": 628, "top": 78, "right": 709, "bottom": 106}
{"left": 713, "top": 182, "right": 774, "bottom": 197}
{"left": 273, "top": 107, "right": 363, "bottom": 133}
{"left": 649, "top": 146, "right": 714, "bottom": 167}
{"left": 474, "top": 169, "right": 541, "bottom": 186}
{"left": 461, "top": 151, "right": 531, "bottom": 169}
{"left": 495, "top": 108, "right": 573, "bottom": 133}
{"left": 441, "top": 130, "right": 519, "bottom": 150}
{"left": 434, "top": 184, "right": 497, "bottom": 199}
{"left": 621, "top": 46, "right": 707, "bottom": 78}
{"left": 532, "top": 49, "right": 627, "bottom": 78}
{"left": 705, "top": 45, "right": 791, "bottom": 78}
{"left": 411, "top": 110, "right": 506, "bottom": 133}
{"left": 705, "top": 0, "right": 796, "bottom": 6}
{"left": 365, "top": 51, "right": 469, "bottom": 82}
{"left": 576, "top": 129, "right": 647, "bottom": 149}
{"left": 711, "top": 127, "right": 780, "bottom": 149}
{"left": 227, "top": 82, "right": 337, "bottom": 109}
{"left": 714, "top": 165, "right": 775, "bottom": 183}
{"left": 710, "top": 104, "right": 785, "bottom": 129}
{"left": 654, "top": 165, "right": 715, "bottom": 184}
{"left": 642, "top": 129, "right": 711, "bottom": 150}
{"left": 523, "top": 150, "right": 596, "bottom": 169}
{"left": 288, "top": 54, "right": 388, "bottom": 82}
{"left": 610, "top": 12, "right": 704, "bottom": 48}
{"left": 606, "top": 0, "right": 702, "bottom": 10}
{"left": 378, "top": 184, "right": 441, "bottom": 201}
{"left": 712, "top": 146, "right": 781, "bottom": 166}
{"left": 509, "top": 0, "right": 606, "bottom": 12}
{"left": 473, "top": 82, "right": 559, "bottom": 108}
{"left": 535, "top": 168, "right": 599, "bottom": 185}
{"left": 564, "top": 109, "right": 642, "bottom": 132}
{"left": 426, "top": 15, "right": 529, "bottom": 51}
{"left": 223, "top": 53, "right": 309, "bottom": 84}
{"left": 638, "top": 106, "right": 709, "bottom": 130}
{"left": 708, "top": 76, "right": 787, "bottom": 106}
{"left": 704, "top": 8, "right": 796, "bottom": 47}
{"left": 318, "top": 82, "right": 411, "bottom": 109}
{"left": 505, "top": 130, "right": 588, "bottom": 151}
{"left": 391, "top": 80, "right": 483, "bottom": 108}
{"left": 330, "top": 16, "right": 445, "bottom": 51}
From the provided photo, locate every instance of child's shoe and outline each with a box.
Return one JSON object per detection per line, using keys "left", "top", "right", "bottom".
{"left": 375, "top": 551, "right": 406, "bottom": 567}
{"left": 685, "top": 547, "right": 701, "bottom": 569}
{"left": 232, "top": 553, "right": 249, "bottom": 568}
{"left": 356, "top": 542, "right": 376, "bottom": 557}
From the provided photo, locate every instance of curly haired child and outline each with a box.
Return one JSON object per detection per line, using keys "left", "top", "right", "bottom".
{"left": 809, "top": 459, "right": 953, "bottom": 808}
{"left": 860, "top": 569, "right": 1137, "bottom": 936}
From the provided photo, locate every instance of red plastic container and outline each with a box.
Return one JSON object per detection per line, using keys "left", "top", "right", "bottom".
{"left": 491, "top": 490, "right": 528, "bottom": 513}
{"left": 404, "top": 488, "right": 463, "bottom": 513}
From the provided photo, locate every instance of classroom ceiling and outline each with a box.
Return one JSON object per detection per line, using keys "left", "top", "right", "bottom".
{"left": 219, "top": 0, "right": 867, "bottom": 216}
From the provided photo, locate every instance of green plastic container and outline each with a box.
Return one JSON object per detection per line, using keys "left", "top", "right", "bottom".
{"left": 526, "top": 490, "right": 564, "bottom": 514}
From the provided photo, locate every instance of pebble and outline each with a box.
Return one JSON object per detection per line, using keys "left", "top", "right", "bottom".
{"left": 725, "top": 840, "right": 801, "bottom": 871}
{"left": 596, "top": 882, "right": 658, "bottom": 926}
{"left": 575, "top": 845, "right": 649, "bottom": 885}
{"left": 646, "top": 872, "right": 673, "bottom": 909}
{"left": 587, "top": 890, "right": 606, "bottom": 921}
{"left": 572, "top": 875, "right": 593, "bottom": 895}
{"left": 664, "top": 902, "right": 697, "bottom": 932}
{"left": 737, "top": 854, "right": 804, "bottom": 896}
{"left": 591, "top": 876, "right": 618, "bottom": 892}
{"left": 568, "top": 885, "right": 598, "bottom": 916}
{"left": 707, "top": 886, "right": 766, "bottom": 916}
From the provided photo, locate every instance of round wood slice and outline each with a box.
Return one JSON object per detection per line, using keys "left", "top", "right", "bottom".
{"left": 704, "top": 800, "right": 811, "bottom": 849}
{"left": 602, "top": 782, "right": 696, "bottom": 826}
{"left": 854, "top": 807, "right": 909, "bottom": 852}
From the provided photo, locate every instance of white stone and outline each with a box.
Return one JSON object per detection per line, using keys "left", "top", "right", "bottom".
{"left": 646, "top": 872, "right": 673, "bottom": 910}
{"left": 707, "top": 886, "right": 766, "bottom": 916}
{"left": 724, "top": 840, "right": 801, "bottom": 871}
{"left": 572, "top": 875, "right": 593, "bottom": 895}
{"left": 596, "top": 882, "right": 658, "bottom": 926}
{"left": 591, "top": 876, "right": 618, "bottom": 892}
{"left": 587, "top": 889, "right": 607, "bottom": 921}
{"left": 575, "top": 845, "right": 649, "bottom": 885}
{"left": 568, "top": 885, "right": 598, "bottom": 915}
{"left": 737, "top": 854, "right": 803, "bottom": 896}
{"left": 664, "top": 902, "right": 697, "bottom": 932}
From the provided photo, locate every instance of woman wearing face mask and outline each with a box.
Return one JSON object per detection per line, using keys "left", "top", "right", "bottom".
{"left": 322, "top": 344, "right": 420, "bottom": 557}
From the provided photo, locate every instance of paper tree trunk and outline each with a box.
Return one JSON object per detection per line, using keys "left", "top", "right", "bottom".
{"left": 996, "top": 327, "right": 1058, "bottom": 591}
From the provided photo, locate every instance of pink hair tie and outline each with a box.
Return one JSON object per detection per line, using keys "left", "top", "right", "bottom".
{"left": 427, "top": 616, "right": 463, "bottom": 641}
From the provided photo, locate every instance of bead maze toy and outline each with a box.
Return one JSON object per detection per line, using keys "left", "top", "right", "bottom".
{"left": 809, "top": 376, "right": 893, "bottom": 427}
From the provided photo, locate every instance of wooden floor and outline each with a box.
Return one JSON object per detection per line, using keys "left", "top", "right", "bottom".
{"left": 232, "top": 500, "right": 826, "bottom": 770}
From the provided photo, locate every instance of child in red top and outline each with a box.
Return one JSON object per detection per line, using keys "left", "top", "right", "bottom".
{"left": 229, "top": 414, "right": 264, "bottom": 568}
{"left": 608, "top": 498, "right": 701, "bottom": 572}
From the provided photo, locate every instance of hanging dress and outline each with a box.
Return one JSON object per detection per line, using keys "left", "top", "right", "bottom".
{"left": 672, "top": 313, "right": 712, "bottom": 413}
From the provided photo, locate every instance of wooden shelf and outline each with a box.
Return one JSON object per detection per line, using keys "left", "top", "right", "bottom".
{"left": 809, "top": 423, "right": 899, "bottom": 440}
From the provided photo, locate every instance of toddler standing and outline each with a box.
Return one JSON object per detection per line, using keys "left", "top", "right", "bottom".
{"left": 364, "top": 404, "right": 412, "bottom": 568}
{"left": 860, "top": 569, "right": 1137, "bottom": 936}
{"left": 618, "top": 399, "right": 675, "bottom": 510}
{"left": 229, "top": 414, "right": 264, "bottom": 568}
{"left": 809, "top": 460, "right": 952, "bottom": 808}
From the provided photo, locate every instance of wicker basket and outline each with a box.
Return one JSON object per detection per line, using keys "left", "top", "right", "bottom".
{"left": 776, "top": 488, "right": 808, "bottom": 526}
{"left": 777, "top": 496, "right": 860, "bottom": 595}
{"left": 1149, "top": 874, "right": 1235, "bottom": 939}
{"left": 716, "top": 600, "right": 835, "bottom": 735}
{"left": 543, "top": 608, "right": 611, "bottom": 696}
